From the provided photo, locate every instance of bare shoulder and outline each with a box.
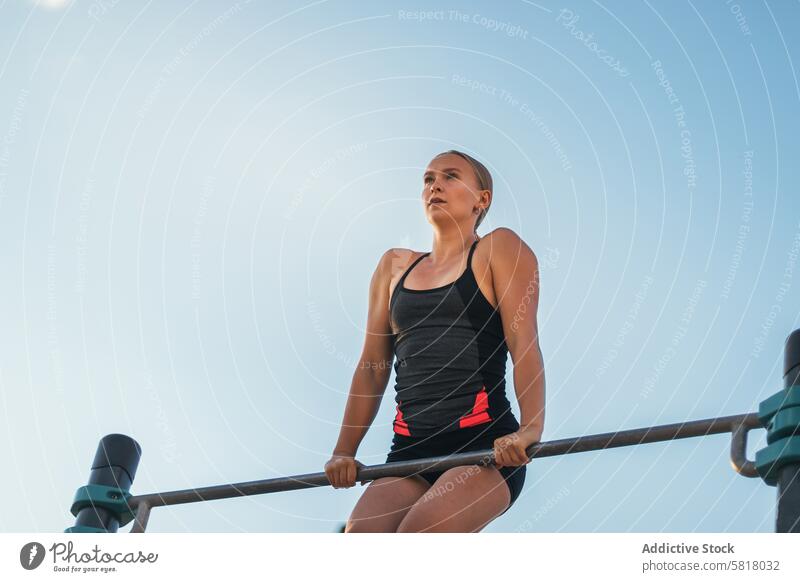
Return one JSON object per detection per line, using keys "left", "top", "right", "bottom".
{"left": 380, "top": 247, "right": 425, "bottom": 305}
{"left": 482, "top": 227, "right": 538, "bottom": 265}
{"left": 377, "top": 248, "right": 427, "bottom": 298}
{"left": 380, "top": 247, "right": 424, "bottom": 277}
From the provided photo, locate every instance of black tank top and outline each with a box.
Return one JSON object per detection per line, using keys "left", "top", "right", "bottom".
{"left": 389, "top": 238, "right": 520, "bottom": 438}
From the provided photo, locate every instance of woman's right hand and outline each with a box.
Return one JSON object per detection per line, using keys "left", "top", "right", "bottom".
{"left": 324, "top": 453, "right": 365, "bottom": 489}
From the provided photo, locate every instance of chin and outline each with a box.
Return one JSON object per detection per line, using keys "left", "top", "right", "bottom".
{"left": 425, "top": 214, "right": 458, "bottom": 227}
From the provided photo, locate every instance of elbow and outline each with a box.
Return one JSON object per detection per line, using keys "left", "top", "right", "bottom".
{"left": 507, "top": 335, "right": 543, "bottom": 363}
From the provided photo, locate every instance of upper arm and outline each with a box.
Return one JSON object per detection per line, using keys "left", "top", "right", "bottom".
{"left": 358, "top": 249, "right": 396, "bottom": 374}
{"left": 489, "top": 228, "right": 541, "bottom": 361}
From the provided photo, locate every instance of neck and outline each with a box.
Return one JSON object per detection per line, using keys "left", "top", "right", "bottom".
{"left": 429, "top": 228, "right": 479, "bottom": 262}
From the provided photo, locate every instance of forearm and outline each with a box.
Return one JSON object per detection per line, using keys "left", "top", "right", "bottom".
{"left": 512, "top": 345, "right": 545, "bottom": 439}
{"left": 332, "top": 366, "right": 389, "bottom": 456}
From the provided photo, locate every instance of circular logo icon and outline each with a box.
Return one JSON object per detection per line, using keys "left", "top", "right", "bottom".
{"left": 20, "top": 542, "right": 46, "bottom": 570}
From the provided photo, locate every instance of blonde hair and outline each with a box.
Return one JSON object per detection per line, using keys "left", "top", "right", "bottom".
{"left": 433, "top": 150, "right": 493, "bottom": 232}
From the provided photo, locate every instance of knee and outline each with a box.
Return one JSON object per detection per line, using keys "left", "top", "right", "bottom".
{"left": 395, "top": 509, "right": 448, "bottom": 533}
{"left": 395, "top": 517, "right": 423, "bottom": 533}
{"left": 344, "top": 517, "right": 397, "bottom": 533}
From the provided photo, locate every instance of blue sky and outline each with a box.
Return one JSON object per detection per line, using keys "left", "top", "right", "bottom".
{"left": 1, "top": 0, "right": 798, "bottom": 532}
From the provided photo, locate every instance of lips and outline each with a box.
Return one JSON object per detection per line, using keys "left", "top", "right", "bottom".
{"left": 429, "top": 197, "right": 446, "bottom": 205}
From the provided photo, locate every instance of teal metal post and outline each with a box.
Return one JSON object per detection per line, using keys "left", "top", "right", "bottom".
{"left": 65, "top": 434, "right": 141, "bottom": 533}
{"left": 755, "top": 329, "right": 800, "bottom": 532}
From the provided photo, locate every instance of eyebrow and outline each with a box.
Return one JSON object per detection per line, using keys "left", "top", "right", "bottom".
{"left": 423, "top": 168, "right": 462, "bottom": 178}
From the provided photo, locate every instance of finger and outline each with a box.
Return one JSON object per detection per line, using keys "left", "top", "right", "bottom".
{"left": 503, "top": 444, "right": 521, "bottom": 466}
{"left": 347, "top": 462, "right": 356, "bottom": 487}
{"left": 500, "top": 441, "right": 516, "bottom": 465}
{"left": 512, "top": 445, "right": 528, "bottom": 466}
{"left": 503, "top": 450, "right": 520, "bottom": 467}
{"left": 503, "top": 439, "right": 517, "bottom": 466}
{"left": 494, "top": 446, "right": 506, "bottom": 468}
{"left": 503, "top": 448, "right": 519, "bottom": 466}
{"left": 325, "top": 466, "right": 336, "bottom": 486}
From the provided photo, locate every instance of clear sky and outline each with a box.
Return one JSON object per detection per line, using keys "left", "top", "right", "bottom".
{"left": 1, "top": 0, "right": 798, "bottom": 533}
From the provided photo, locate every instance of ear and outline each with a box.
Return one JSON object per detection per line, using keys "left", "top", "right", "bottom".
{"left": 479, "top": 189, "right": 492, "bottom": 210}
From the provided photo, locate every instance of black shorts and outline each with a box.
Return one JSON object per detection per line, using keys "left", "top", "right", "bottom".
{"left": 385, "top": 424, "right": 527, "bottom": 515}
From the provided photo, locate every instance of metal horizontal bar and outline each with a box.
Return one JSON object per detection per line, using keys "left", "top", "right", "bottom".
{"left": 127, "top": 412, "right": 760, "bottom": 513}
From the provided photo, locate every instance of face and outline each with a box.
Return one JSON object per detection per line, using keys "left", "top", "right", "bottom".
{"left": 422, "top": 154, "right": 488, "bottom": 228}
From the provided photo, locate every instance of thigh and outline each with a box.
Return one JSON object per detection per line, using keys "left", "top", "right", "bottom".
{"left": 345, "top": 475, "right": 431, "bottom": 533}
{"left": 396, "top": 464, "right": 511, "bottom": 533}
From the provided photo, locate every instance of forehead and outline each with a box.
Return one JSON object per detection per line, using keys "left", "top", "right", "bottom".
{"left": 424, "top": 154, "right": 470, "bottom": 174}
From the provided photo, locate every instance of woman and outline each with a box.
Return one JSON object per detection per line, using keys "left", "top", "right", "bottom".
{"left": 324, "top": 150, "right": 545, "bottom": 532}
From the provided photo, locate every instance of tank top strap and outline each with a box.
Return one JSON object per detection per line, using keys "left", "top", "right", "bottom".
{"left": 397, "top": 251, "right": 430, "bottom": 287}
{"left": 466, "top": 236, "right": 480, "bottom": 270}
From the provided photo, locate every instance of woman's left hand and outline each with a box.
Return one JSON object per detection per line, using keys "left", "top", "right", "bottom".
{"left": 493, "top": 428, "right": 541, "bottom": 468}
